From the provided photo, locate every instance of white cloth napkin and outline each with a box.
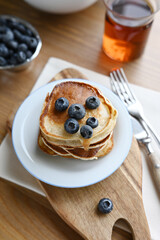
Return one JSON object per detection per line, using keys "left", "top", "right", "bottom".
{"left": 0, "top": 57, "right": 160, "bottom": 239}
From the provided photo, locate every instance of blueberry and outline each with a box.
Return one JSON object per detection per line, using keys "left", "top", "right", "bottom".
{"left": 8, "top": 53, "right": 18, "bottom": 65}
{"left": 5, "top": 19, "right": 14, "bottom": 28}
{"left": 18, "top": 43, "right": 28, "bottom": 52}
{"left": 86, "top": 117, "right": 98, "bottom": 128}
{"left": 55, "top": 97, "right": 69, "bottom": 111}
{"left": 17, "top": 51, "right": 26, "bottom": 63}
{"left": 98, "top": 198, "right": 113, "bottom": 214}
{"left": 7, "top": 21, "right": 25, "bottom": 33}
{"left": 25, "top": 28, "right": 33, "bottom": 37}
{"left": 0, "top": 26, "right": 14, "bottom": 42}
{"left": 0, "top": 18, "right": 6, "bottom": 26}
{"left": 0, "top": 56, "right": 7, "bottom": 66}
{"left": 2, "top": 28, "right": 14, "bottom": 42}
{"left": 21, "top": 35, "right": 30, "bottom": 44}
{"left": 8, "top": 49, "right": 14, "bottom": 56}
{"left": 27, "top": 37, "right": 37, "bottom": 49}
{"left": 6, "top": 20, "right": 18, "bottom": 29}
{"left": 0, "top": 26, "right": 7, "bottom": 34}
{"left": 0, "top": 43, "right": 5, "bottom": 47}
{"left": 86, "top": 96, "right": 100, "bottom": 109}
{"left": 26, "top": 50, "right": 33, "bottom": 58}
{"left": 0, "top": 44, "right": 9, "bottom": 57}
{"left": 64, "top": 118, "right": 79, "bottom": 134}
{"left": 80, "top": 125, "right": 93, "bottom": 139}
{"left": 68, "top": 104, "right": 86, "bottom": 120}
{"left": 13, "top": 29, "right": 23, "bottom": 41}
{"left": 7, "top": 40, "right": 18, "bottom": 50}
{"left": 15, "top": 23, "right": 26, "bottom": 34}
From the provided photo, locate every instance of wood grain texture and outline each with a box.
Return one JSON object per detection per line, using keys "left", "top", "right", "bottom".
{"left": 5, "top": 67, "right": 139, "bottom": 240}
{"left": 0, "top": 0, "right": 160, "bottom": 239}
{"left": 38, "top": 68, "right": 150, "bottom": 240}
{"left": 0, "top": 180, "right": 83, "bottom": 240}
{"left": 1, "top": 66, "right": 137, "bottom": 240}
{"left": 0, "top": 178, "right": 133, "bottom": 240}
{"left": 39, "top": 139, "right": 149, "bottom": 240}
{"left": 0, "top": 0, "right": 160, "bottom": 143}
{"left": 3, "top": 67, "right": 142, "bottom": 240}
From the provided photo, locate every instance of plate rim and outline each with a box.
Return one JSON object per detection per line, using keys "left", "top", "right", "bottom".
{"left": 12, "top": 78, "right": 133, "bottom": 188}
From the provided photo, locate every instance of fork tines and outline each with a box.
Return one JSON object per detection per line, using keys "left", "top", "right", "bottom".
{"left": 110, "top": 68, "right": 136, "bottom": 105}
{"left": 110, "top": 68, "right": 160, "bottom": 147}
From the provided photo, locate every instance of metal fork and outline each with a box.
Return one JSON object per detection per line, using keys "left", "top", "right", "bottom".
{"left": 132, "top": 117, "right": 160, "bottom": 192}
{"left": 110, "top": 68, "right": 160, "bottom": 148}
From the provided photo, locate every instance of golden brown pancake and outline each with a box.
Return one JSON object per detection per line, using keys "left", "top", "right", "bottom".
{"left": 38, "top": 131, "right": 114, "bottom": 160}
{"left": 38, "top": 81, "right": 117, "bottom": 160}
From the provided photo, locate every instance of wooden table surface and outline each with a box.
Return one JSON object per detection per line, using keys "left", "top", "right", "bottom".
{"left": 0, "top": 0, "right": 160, "bottom": 239}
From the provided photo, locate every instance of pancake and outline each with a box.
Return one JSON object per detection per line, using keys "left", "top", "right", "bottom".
{"left": 38, "top": 131, "right": 56, "bottom": 156}
{"left": 38, "top": 131, "right": 113, "bottom": 160}
{"left": 38, "top": 81, "right": 117, "bottom": 160}
{"left": 39, "top": 81, "right": 117, "bottom": 150}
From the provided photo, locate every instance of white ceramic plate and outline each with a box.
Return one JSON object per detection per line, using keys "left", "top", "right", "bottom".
{"left": 12, "top": 79, "right": 132, "bottom": 188}
{"left": 24, "top": 0, "right": 97, "bottom": 14}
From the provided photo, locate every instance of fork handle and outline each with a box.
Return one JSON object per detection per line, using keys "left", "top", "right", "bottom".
{"left": 140, "top": 118, "right": 160, "bottom": 147}
{"left": 148, "top": 152, "right": 160, "bottom": 193}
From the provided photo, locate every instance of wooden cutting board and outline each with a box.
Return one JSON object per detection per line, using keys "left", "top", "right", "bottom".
{"left": 33, "top": 68, "right": 150, "bottom": 240}
{"left": 6, "top": 68, "right": 151, "bottom": 239}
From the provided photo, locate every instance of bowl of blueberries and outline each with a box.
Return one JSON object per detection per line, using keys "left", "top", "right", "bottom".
{"left": 0, "top": 15, "right": 42, "bottom": 70}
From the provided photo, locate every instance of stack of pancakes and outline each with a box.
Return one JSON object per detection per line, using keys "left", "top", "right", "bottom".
{"left": 38, "top": 81, "right": 117, "bottom": 160}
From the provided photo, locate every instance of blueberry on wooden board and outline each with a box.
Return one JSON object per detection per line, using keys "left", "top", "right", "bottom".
{"left": 98, "top": 198, "right": 113, "bottom": 214}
